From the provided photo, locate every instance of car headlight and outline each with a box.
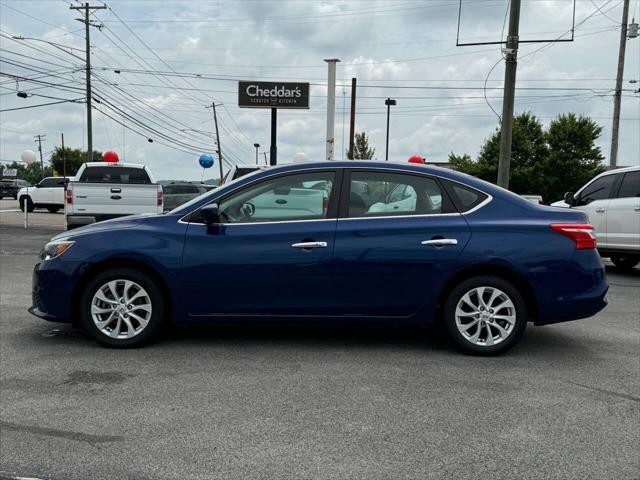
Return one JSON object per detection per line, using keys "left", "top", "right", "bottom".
{"left": 40, "top": 240, "right": 74, "bottom": 261}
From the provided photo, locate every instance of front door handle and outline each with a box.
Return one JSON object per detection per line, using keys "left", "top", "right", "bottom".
{"left": 291, "top": 241, "right": 327, "bottom": 249}
{"left": 421, "top": 238, "right": 458, "bottom": 246}
{"left": 595, "top": 207, "right": 606, "bottom": 213}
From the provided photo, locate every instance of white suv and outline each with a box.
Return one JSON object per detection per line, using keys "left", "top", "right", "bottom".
{"left": 552, "top": 166, "right": 640, "bottom": 269}
{"left": 18, "top": 176, "right": 67, "bottom": 213}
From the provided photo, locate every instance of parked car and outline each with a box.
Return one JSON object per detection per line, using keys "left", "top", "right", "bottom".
{"left": 551, "top": 166, "right": 639, "bottom": 269}
{"left": 222, "top": 164, "right": 270, "bottom": 184}
{"left": 521, "top": 194, "right": 544, "bottom": 205}
{"left": 162, "top": 182, "right": 212, "bottom": 211}
{"left": 0, "top": 178, "right": 30, "bottom": 199}
{"left": 30, "top": 161, "right": 608, "bottom": 355}
{"left": 18, "top": 177, "right": 67, "bottom": 213}
{"left": 65, "top": 162, "right": 163, "bottom": 229}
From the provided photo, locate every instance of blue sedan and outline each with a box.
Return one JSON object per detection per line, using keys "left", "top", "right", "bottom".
{"left": 30, "top": 161, "right": 608, "bottom": 354}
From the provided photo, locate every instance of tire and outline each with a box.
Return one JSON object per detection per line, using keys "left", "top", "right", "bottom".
{"left": 19, "top": 196, "right": 34, "bottom": 212}
{"left": 47, "top": 206, "right": 60, "bottom": 213}
{"left": 80, "top": 268, "right": 166, "bottom": 347}
{"left": 443, "top": 275, "right": 527, "bottom": 355}
{"left": 610, "top": 254, "right": 640, "bottom": 270}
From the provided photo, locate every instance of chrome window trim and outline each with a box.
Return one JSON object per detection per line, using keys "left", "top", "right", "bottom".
{"left": 178, "top": 165, "right": 493, "bottom": 226}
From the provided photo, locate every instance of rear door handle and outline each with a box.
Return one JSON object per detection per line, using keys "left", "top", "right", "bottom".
{"left": 291, "top": 241, "right": 327, "bottom": 249}
{"left": 110, "top": 188, "right": 121, "bottom": 193}
{"left": 634, "top": 207, "right": 640, "bottom": 212}
{"left": 595, "top": 207, "right": 606, "bottom": 213}
{"left": 421, "top": 238, "right": 458, "bottom": 246}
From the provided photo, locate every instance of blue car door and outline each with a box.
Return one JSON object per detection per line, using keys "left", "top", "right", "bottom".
{"left": 180, "top": 169, "right": 340, "bottom": 320}
{"left": 332, "top": 169, "right": 472, "bottom": 317}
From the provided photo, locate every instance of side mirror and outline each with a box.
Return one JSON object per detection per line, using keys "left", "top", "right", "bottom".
{"left": 201, "top": 203, "right": 220, "bottom": 225}
{"left": 564, "top": 191, "right": 576, "bottom": 206}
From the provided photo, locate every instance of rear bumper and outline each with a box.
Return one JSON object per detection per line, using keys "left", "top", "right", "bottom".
{"left": 534, "top": 281, "right": 608, "bottom": 325}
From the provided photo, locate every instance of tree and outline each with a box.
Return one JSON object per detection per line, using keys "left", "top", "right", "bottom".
{"left": 534, "top": 114, "right": 605, "bottom": 202}
{"left": 49, "top": 147, "right": 102, "bottom": 177}
{"left": 0, "top": 161, "right": 51, "bottom": 185}
{"left": 449, "top": 112, "right": 606, "bottom": 202}
{"left": 348, "top": 132, "right": 376, "bottom": 159}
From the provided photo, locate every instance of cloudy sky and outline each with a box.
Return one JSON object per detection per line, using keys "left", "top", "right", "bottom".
{"left": 1, "top": 0, "right": 638, "bottom": 181}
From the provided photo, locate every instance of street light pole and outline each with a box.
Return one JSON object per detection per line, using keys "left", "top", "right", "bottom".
{"left": 254, "top": 143, "right": 260, "bottom": 165}
{"left": 384, "top": 98, "right": 396, "bottom": 161}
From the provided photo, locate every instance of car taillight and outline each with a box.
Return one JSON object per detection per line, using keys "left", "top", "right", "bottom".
{"left": 550, "top": 223, "right": 596, "bottom": 249}
{"left": 538, "top": 199, "right": 544, "bottom": 205}
{"left": 65, "top": 187, "right": 73, "bottom": 204}
{"left": 157, "top": 190, "right": 163, "bottom": 207}
{"left": 323, "top": 196, "right": 329, "bottom": 212}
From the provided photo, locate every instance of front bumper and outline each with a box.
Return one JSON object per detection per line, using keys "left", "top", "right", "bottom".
{"left": 29, "top": 261, "right": 75, "bottom": 323}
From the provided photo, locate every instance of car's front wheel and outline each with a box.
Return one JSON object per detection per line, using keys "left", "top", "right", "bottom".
{"left": 80, "top": 268, "right": 166, "bottom": 347}
{"left": 443, "top": 275, "right": 527, "bottom": 355}
{"left": 610, "top": 254, "right": 639, "bottom": 270}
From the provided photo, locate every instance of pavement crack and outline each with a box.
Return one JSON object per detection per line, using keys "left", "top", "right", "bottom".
{"left": 0, "top": 420, "right": 124, "bottom": 444}
{"left": 569, "top": 382, "right": 640, "bottom": 403}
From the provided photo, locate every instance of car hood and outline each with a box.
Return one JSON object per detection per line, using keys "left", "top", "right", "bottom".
{"left": 52, "top": 213, "right": 158, "bottom": 241}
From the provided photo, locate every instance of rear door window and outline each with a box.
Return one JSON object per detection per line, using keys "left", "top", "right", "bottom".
{"left": 616, "top": 171, "right": 639, "bottom": 199}
{"left": 79, "top": 167, "right": 151, "bottom": 184}
{"left": 346, "top": 171, "right": 449, "bottom": 218}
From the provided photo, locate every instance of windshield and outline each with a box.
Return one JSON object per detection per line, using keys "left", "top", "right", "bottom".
{"left": 167, "top": 168, "right": 265, "bottom": 215}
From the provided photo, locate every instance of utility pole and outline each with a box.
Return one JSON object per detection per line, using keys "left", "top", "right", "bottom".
{"left": 254, "top": 143, "right": 260, "bottom": 165}
{"left": 270, "top": 108, "right": 277, "bottom": 165}
{"left": 384, "top": 98, "right": 396, "bottom": 161}
{"left": 70, "top": 2, "right": 106, "bottom": 163}
{"left": 348, "top": 77, "right": 357, "bottom": 160}
{"left": 610, "top": 0, "right": 630, "bottom": 169}
{"left": 206, "top": 102, "right": 224, "bottom": 182}
{"left": 497, "top": 0, "right": 521, "bottom": 189}
{"left": 324, "top": 58, "right": 340, "bottom": 160}
{"left": 34, "top": 134, "right": 46, "bottom": 170}
{"left": 61, "top": 133, "right": 66, "bottom": 178}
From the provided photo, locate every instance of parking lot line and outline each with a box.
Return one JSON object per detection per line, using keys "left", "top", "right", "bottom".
{"left": 0, "top": 209, "right": 21, "bottom": 213}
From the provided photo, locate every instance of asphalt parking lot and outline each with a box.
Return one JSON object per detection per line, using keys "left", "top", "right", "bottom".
{"left": 0, "top": 215, "right": 638, "bottom": 480}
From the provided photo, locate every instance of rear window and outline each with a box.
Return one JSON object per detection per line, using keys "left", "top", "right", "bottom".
{"left": 79, "top": 167, "right": 151, "bottom": 184}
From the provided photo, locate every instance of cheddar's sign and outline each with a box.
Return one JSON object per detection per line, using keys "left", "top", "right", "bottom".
{"left": 238, "top": 81, "right": 310, "bottom": 109}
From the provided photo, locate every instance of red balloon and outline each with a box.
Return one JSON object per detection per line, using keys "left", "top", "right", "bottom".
{"left": 103, "top": 150, "right": 119, "bottom": 163}
{"left": 408, "top": 155, "right": 425, "bottom": 164}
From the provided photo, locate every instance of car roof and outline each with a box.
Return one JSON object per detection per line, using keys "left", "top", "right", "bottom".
{"left": 599, "top": 165, "right": 639, "bottom": 176}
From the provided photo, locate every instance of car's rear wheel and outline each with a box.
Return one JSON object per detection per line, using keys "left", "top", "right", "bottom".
{"left": 80, "top": 268, "right": 165, "bottom": 347}
{"left": 610, "top": 254, "right": 639, "bottom": 270}
{"left": 19, "top": 196, "right": 34, "bottom": 212}
{"left": 443, "top": 276, "right": 527, "bottom": 355}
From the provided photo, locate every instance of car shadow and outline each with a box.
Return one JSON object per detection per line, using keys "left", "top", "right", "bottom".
{"left": 32, "top": 321, "right": 597, "bottom": 359}
{"left": 605, "top": 265, "right": 640, "bottom": 278}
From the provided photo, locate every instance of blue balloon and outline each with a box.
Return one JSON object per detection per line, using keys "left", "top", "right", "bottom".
{"left": 199, "top": 153, "right": 214, "bottom": 169}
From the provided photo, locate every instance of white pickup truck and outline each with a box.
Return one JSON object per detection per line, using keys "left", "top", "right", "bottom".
{"left": 66, "top": 162, "right": 163, "bottom": 229}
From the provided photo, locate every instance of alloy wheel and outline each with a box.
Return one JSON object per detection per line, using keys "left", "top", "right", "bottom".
{"left": 90, "top": 279, "right": 152, "bottom": 339}
{"left": 455, "top": 286, "right": 516, "bottom": 347}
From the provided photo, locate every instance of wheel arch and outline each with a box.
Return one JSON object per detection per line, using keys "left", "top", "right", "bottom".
{"left": 435, "top": 264, "right": 539, "bottom": 323}
{"left": 70, "top": 257, "right": 175, "bottom": 327}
